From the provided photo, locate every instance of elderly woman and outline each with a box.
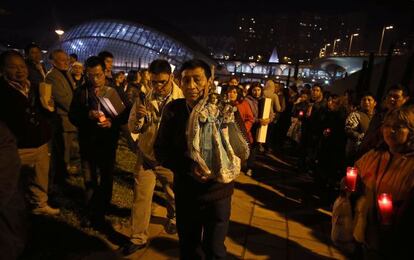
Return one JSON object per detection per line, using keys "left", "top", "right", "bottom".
{"left": 351, "top": 105, "right": 414, "bottom": 259}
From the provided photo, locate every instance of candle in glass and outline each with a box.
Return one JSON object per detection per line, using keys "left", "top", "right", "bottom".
{"left": 377, "top": 193, "right": 393, "bottom": 225}
{"left": 346, "top": 167, "right": 358, "bottom": 192}
{"left": 98, "top": 111, "right": 106, "bottom": 123}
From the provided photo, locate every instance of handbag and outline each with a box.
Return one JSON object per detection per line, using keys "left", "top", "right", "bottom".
{"left": 287, "top": 117, "right": 302, "bottom": 143}
{"left": 331, "top": 194, "right": 356, "bottom": 253}
{"left": 227, "top": 121, "right": 250, "bottom": 161}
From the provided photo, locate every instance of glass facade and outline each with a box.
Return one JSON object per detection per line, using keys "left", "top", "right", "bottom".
{"left": 217, "top": 60, "right": 335, "bottom": 84}
{"left": 57, "top": 20, "right": 203, "bottom": 70}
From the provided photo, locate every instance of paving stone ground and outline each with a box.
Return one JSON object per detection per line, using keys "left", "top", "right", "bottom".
{"left": 22, "top": 145, "right": 347, "bottom": 260}
{"left": 119, "top": 151, "right": 347, "bottom": 260}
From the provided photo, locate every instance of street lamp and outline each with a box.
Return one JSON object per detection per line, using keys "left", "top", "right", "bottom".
{"left": 378, "top": 25, "right": 393, "bottom": 55}
{"left": 55, "top": 29, "right": 64, "bottom": 48}
{"left": 348, "top": 33, "right": 359, "bottom": 55}
{"left": 321, "top": 43, "right": 331, "bottom": 57}
{"left": 319, "top": 48, "right": 324, "bottom": 58}
{"left": 332, "top": 39, "right": 341, "bottom": 56}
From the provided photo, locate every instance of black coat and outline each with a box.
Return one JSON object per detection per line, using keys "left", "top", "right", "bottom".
{"left": 0, "top": 77, "right": 52, "bottom": 148}
{"left": 154, "top": 99, "right": 234, "bottom": 204}
{"left": 0, "top": 121, "right": 27, "bottom": 260}
{"left": 69, "top": 84, "right": 128, "bottom": 159}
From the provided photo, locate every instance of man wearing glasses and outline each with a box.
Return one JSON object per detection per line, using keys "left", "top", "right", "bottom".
{"left": 69, "top": 56, "right": 128, "bottom": 229}
{"left": 358, "top": 84, "right": 409, "bottom": 158}
{"left": 121, "top": 59, "right": 183, "bottom": 255}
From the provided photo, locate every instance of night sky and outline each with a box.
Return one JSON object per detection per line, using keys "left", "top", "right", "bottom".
{"left": 0, "top": 0, "right": 413, "bottom": 48}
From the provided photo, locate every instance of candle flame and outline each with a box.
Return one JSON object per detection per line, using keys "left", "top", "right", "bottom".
{"left": 347, "top": 167, "right": 357, "bottom": 176}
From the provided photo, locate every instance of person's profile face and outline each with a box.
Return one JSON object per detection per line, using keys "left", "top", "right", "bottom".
{"left": 150, "top": 72, "right": 172, "bottom": 97}
{"left": 181, "top": 67, "right": 209, "bottom": 104}
{"left": 3, "top": 55, "right": 28, "bottom": 83}
{"left": 71, "top": 65, "right": 83, "bottom": 76}
{"left": 228, "top": 78, "right": 238, "bottom": 87}
{"left": 104, "top": 57, "right": 113, "bottom": 72}
{"left": 53, "top": 52, "right": 69, "bottom": 70}
{"left": 385, "top": 90, "right": 408, "bottom": 110}
{"left": 311, "top": 86, "right": 322, "bottom": 101}
{"left": 87, "top": 65, "right": 106, "bottom": 88}
{"left": 382, "top": 117, "right": 410, "bottom": 151}
{"left": 28, "top": 47, "right": 42, "bottom": 63}
{"left": 227, "top": 89, "right": 238, "bottom": 102}
{"left": 252, "top": 87, "right": 262, "bottom": 98}
{"left": 360, "top": 96, "right": 376, "bottom": 112}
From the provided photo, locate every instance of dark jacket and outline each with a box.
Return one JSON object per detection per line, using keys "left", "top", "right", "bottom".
{"left": 45, "top": 67, "right": 77, "bottom": 132}
{"left": 26, "top": 60, "right": 45, "bottom": 112}
{"left": 69, "top": 84, "right": 128, "bottom": 158}
{"left": 292, "top": 101, "right": 309, "bottom": 120}
{"left": 26, "top": 60, "right": 52, "bottom": 120}
{"left": 357, "top": 110, "right": 385, "bottom": 159}
{"left": 0, "top": 77, "right": 52, "bottom": 148}
{"left": 154, "top": 99, "right": 234, "bottom": 204}
{"left": 0, "top": 121, "right": 21, "bottom": 208}
{"left": 316, "top": 108, "right": 347, "bottom": 177}
{"left": 26, "top": 60, "right": 46, "bottom": 90}
{"left": 302, "top": 99, "right": 327, "bottom": 144}
{"left": 0, "top": 121, "right": 27, "bottom": 260}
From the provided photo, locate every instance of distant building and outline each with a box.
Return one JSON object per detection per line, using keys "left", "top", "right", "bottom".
{"left": 53, "top": 19, "right": 214, "bottom": 70}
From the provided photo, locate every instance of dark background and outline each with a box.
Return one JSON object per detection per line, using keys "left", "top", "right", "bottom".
{"left": 1, "top": 0, "right": 413, "bottom": 55}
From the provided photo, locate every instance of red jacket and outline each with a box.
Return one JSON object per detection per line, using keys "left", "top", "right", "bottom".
{"left": 236, "top": 100, "right": 254, "bottom": 144}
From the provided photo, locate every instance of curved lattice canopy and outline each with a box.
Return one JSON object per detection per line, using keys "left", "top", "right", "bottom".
{"left": 57, "top": 20, "right": 207, "bottom": 70}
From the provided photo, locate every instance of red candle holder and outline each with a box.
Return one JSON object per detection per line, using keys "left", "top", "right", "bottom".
{"left": 377, "top": 193, "right": 393, "bottom": 225}
{"left": 345, "top": 167, "right": 358, "bottom": 192}
{"left": 298, "top": 110, "right": 304, "bottom": 117}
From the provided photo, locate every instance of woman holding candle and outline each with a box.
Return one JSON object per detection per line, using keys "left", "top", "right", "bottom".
{"left": 351, "top": 104, "right": 414, "bottom": 259}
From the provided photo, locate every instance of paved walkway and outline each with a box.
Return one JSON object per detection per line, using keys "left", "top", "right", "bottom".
{"left": 118, "top": 152, "right": 346, "bottom": 260}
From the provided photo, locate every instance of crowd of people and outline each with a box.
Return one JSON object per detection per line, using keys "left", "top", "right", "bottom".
{"left": 0, "top": 44, "right": 413, "bottom": 260}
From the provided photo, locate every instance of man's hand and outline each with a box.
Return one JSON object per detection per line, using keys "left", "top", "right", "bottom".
{"left": 97, "top": 118, "right": 112, "bottom": 128}
{"left": 48, "top": 98, "right": 54, "bottom": 108}
{"left": 192, "top": 163, "right": 209, "bottom": 183}
{"left": 259, "top": 118, "right": 270, "bottom": 126}
{"left": 89, "top": 110, "right": 100, "bottom": 120}
{"left": 136, "top": 105, "right": 148, "bottom": 119}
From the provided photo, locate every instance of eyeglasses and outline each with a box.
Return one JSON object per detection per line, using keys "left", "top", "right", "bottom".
{"left": 151, "top": 76, "right": 171, "bottom": 90}
{"left": 383, "top": 124, "right": 408, "bottom": 132}
{"left": 87, "top": 72, "right": 105, "bottom": 81}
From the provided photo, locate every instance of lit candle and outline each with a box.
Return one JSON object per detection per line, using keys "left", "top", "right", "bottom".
{"left": 323, "top": 128, "right": 331, "bottom": 136}
{"left": 346, "top": 167, "right": 358, "bottom": 192}
{"left": 377, "top": 193, "right": 393, "bottom": 225}
{"left": 298, "top": 110, "right": 304, "bottom": 117}
{"left": 98, "top": 111, "right": 106, "bottom": 123}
